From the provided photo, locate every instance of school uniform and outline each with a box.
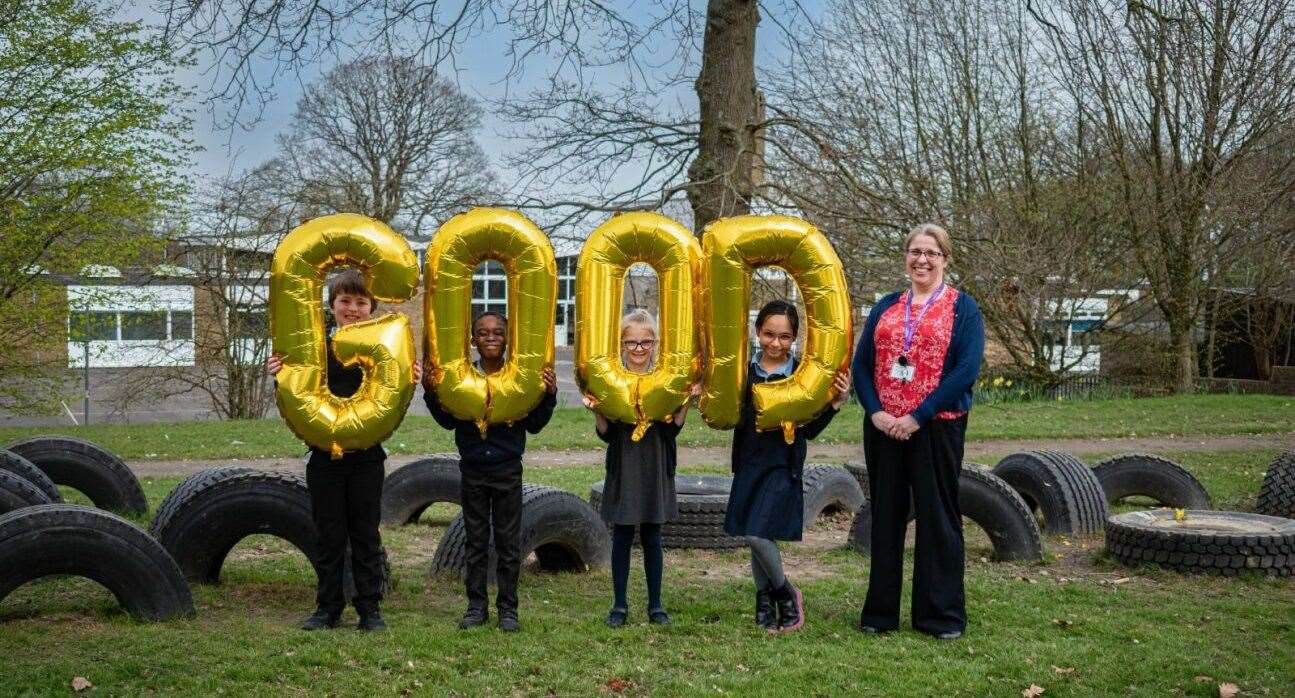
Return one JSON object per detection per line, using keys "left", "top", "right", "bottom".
{"left": 424, "top": 380, "right": 556, "bottom": 615}
{"left": 724, "top": 357, "right": 840, "bottom": 541}
{"left": 851, "top": 287, "right": 985, "bottom": 636}
{"left": 305, "top": 333, "right": 388, "bottom": 618}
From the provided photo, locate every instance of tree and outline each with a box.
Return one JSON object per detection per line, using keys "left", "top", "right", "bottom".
{"left": 0, "top": 0, "right": 192, "bottom": 412}
{"left": 273, "top": 56, "right": 496, "bottom": 235}
{"left": 1033, "top": 0, "right": 1295, "bottom": 391}
{"left": 765, "top": 0, "right": 1142, "bottom": 385}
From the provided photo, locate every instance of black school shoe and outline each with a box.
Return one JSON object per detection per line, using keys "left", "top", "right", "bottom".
{"left": 498, "top": 609, "right": 520, "bottom": 633}
{"left": 606, "top": 607, "right": 629, "bottom": 628}
{"left": 458, "top": 606, "right": 489, "bottom": 630}
{"left": 301, "top": 607, "right": 342, "bottom": 631}
{"left": 357, "top": 608, "right": 387, "bottom": 632}
{"left": 754, "top": 586, "right": 777, "bottom": 630}
{"left": 647, "top": 608, "right": 671, "bottom": 625}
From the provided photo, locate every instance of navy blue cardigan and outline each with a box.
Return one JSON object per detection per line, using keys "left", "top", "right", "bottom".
{"left": 851, "top": 289, "right": 985, "bottom": 425}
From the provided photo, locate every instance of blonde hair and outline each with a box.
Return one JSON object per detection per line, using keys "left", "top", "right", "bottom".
{"left": 620, "top": 308, "right": 658, "bottom": 372}
{"left": 904, "top": 223, "right": 953, "bottom": 262}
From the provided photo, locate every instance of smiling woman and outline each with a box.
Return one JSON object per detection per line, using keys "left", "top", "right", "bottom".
{"left": 852, "top": 222, "right": 986, "bottom": 640}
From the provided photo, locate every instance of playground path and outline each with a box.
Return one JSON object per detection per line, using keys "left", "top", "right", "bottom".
{"left": 128, "top": 432, "right": 1295, "bottom": 476}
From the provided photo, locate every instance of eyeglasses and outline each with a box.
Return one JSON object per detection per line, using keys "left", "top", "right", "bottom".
{"left": 906, "top": 249, "right": 945, "bottom": 260}
{"left": 622, "top": 340, "right": 657, "bottom": 351}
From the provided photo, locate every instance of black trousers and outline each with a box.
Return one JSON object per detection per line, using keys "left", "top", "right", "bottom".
{"left": 861, "top": 415, "right": 967, "bottom": 635}
{"left": 306, "top": 458, "right": 385, "bottom": 614}
{"left": 460, "top": 465, "right": 523, "bottom": 612}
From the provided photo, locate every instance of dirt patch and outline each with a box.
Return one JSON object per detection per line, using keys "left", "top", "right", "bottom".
{"left": 125, "top": 432, "right": 1295, "bottom": 476}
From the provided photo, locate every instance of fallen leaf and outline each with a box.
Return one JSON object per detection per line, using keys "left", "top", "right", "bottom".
{"left": 1195, "top": 677, "right": 1215, "bottom": 684}
{"left": 603, "top": 678, "right": 631, "bottom": 694}
{"left": 72, "top": 677, "right": 92, "bottom": 692}
{"left": 1219, "top": 683, "right": 1239, "bottom": 698}
{"left": 1052, "top": 666, "right": 1075, "bottom": 675}
{"left": 1112, "top": 577, "right": 1131, "bottom": 585}
{"left": 1022, "top": 684, "right": 1045, "bottom": 697}
{"left": 1052, "top": 619, "right": 1073, "bottom": 628}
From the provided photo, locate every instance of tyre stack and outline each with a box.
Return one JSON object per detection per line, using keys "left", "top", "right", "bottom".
{"left": 849, "top": 463, "right": 1043, "bottom": 562}
{"left": 588, "top": 465, "right": 865, "bottom": 550}
{"left": 0, "top": 436, "right": 192, "bottom": 622}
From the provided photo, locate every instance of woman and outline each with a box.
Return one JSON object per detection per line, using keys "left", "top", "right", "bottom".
{"left": 583, "top": 309, "right": 698, "bottom": 628}
{"left": 725, "top": 300, "right": 851, "bottom": 633}
{"left": 851, "top": 223, "right": 985, "bottom": 640}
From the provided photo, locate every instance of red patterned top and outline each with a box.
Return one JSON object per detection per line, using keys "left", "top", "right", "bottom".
{"left": 872, "top": 286, "right": 966, "bottom": 420}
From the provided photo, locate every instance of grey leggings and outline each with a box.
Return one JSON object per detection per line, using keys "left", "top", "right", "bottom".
{"left": 746, "top": 536, "right": 786, "bottom": 590}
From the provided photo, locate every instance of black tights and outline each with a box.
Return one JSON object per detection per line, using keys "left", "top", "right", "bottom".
{"left": 610, "top": 523, "right": 664, "bottom": 610}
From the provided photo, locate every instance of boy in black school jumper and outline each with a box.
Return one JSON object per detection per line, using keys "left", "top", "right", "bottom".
{"left": 421, "top": 311, "right": 557, "bottom": 632}
{"left": 266, "top": 269, "right": 420, "bottom": 632}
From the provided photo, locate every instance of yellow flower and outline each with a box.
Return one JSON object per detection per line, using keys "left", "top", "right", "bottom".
{"left": 1174, "top": 508, "right": 1186, "bottom": 522}
{"left": 993, "top": 376, "right": 1004, "bottom": 387}
{"left": 1005, "top": 379, "right": 1013, "bottom": 387}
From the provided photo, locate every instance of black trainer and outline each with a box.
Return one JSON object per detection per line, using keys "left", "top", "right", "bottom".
{"left": 301, "top": 607, "right": 342, "bottom": 631}
{"left": 498, "top": 609, "right": 520, "bottom": 633}
{"left": 755, "top": 586, "right": 777, "bottom": 630}
{"left": 457, "top": 606, "right": 489, "bottom": 630}
{"left": 773, "top": 582, "right": 804, "bottom": 633}
{"left": 647, "top": 608, "right": 671, "bottom": 626}
{"left": 357, "top": 608, "right": 387, "bottom": 632}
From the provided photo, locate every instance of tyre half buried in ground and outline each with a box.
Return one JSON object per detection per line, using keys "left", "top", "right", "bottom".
{"left": 380, "top": 454, "right": 461, "bottom": 525}
{"left": 0, "top": 503, "right": 194, "bottom": 622}
{"left": 993, "top": 450, "right": 1108, "bottom": 535}
{"left": 1090, "top": 453, "right": 1212, "bottom": 509}
{"left": 4, "top": 435, "right": 146, "bottom": 515}
{"left": 431, "top": 484, "right": 610, "bottom": 580}
{"left": 1106, "top": 509, "right": 1295, "bottom": 576}
{"left": 848, "top": 464, "right": 1043, "bottom": 562}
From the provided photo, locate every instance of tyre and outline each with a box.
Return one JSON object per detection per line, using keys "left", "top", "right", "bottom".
{"left": 150, "top": 467, "right": 320, "bottom": 583}
{"left": 993, "top": 450, "right": 1108, "bottom": 535}
{"left": 1105, "top": 509, "right": 1295, "bottom": 576}
{"left": 1091, "top": 453, "right": 1212, "bottom": 509}
{"left": 0, "top": 469, "right": 53, "bottom": 516}
{"left": 4, "top": 435, "right": 147, "bottom": 515}
{"left": 431, "top": 484, "right": 610, "bottom": 580}
{"left": 0, "top": 504, "right": 194, "bottom": 621}
{"left": 380, "top": 454, "right": 461, "bottom": 525}
{"left": 0, "top": 449, "right": 62, "bottom": 503}
{"left": 847, "top": 464, "right": 1043, "bottom": 562}
{"left": 589, "top": 475, "right": 746, "bottom": 550}
{"left": 843, "top": 458, "right": 869, "bottom": 499}
{"left": 1256, "top": 449, "right": 1295, "bottom": 518}
{"left": 802, "top": 464, "right": 865, "bottom": 525}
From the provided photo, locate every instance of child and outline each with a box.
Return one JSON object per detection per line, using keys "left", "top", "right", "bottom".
{"left": 723, "top": 299, "right": 850, "bottom": 633}
{"left": 582, "top": 309, "right": 699, "bottom": 628}
{"left": 422, "top": 310, "right": 557, "bottom": 632}
{"left": 266, "top": 269, "right": 419, "bottom": 632}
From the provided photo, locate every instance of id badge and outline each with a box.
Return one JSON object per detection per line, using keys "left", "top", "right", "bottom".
{"left": 890, "top": 359, "right": 915, "bottom": 382}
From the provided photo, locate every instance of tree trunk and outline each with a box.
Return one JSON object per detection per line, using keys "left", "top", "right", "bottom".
{"left": 1170, "top": 321, "right": 1197, "bottom": 393}
{"left": 687, "top": 0, "right": 760, "bottom": 233}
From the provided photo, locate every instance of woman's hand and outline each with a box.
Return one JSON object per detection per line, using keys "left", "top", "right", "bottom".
{"left": 887, "top": 415, "right": 920, "bottom": 440}
{"left": 542, "top": 367, "right": 558, "bottom": 394}
{"left": 265, "top": 354, "right": 283, "bottom": 377}
{"left": 830, "top": 369, "right": 851, "bottom": 409}
{"left": 870, "top": 410, "right": 896, "bottom": 433}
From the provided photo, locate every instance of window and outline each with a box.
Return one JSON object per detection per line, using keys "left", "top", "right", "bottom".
{"left": 473, "top": 279, "right": 485, "bottom": 297}
{"left": 489, "top": 279, "right": 506, "bottom": 298}
{"left": 230, "top": 308, "right": 268, "bottom": 339}
{"left": 171, "top": 311, "right": 193, "bottom": 340}
{"left": 484, "top": 260, "right": 504, "bottom": 275}
{"left": 69, "top": 311, "right": 118, "bottom": 341}
{"left": 120, "top": 311, "right": 168, "bottom": 340}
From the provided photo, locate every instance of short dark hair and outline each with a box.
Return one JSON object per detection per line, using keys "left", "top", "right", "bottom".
{"left": 472, "top": 310, "right": 508, "bottom": 333}
{"left": 755, "top": 299, "right": 799, "bottom": 336}
{"left": 327, "top": 269, "right": 377, "bottom": 311}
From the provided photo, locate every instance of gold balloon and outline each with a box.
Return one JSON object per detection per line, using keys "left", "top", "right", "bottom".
{"left": 424, "top": 208, "right": 556, "bottom": 434}
{"left": 574, "top": 212, "right": 702, "bottom": 440}
{"left": 698, "top": 215, "right": 852, "bottom": 441}
{"left": 270, "top": 214, "right": 420, "bottom": 458}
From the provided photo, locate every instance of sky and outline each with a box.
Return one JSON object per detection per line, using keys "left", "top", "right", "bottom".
{"left": 168, "top": 1, "right": 828, "bottom": 205}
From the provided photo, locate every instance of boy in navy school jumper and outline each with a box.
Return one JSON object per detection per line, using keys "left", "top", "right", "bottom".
{"left": 421, "top": 311, "right": 557, "bottom": 632}
{"left": 266, "top": 269, "right": 419, "bottom": 632}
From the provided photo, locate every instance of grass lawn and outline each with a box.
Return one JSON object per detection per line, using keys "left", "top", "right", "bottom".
{"left": 2, "top": 449, "right": 1292, "bottom": 695}
{"left": 0, "top": 393, "right": 1291, "bottom": 461}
